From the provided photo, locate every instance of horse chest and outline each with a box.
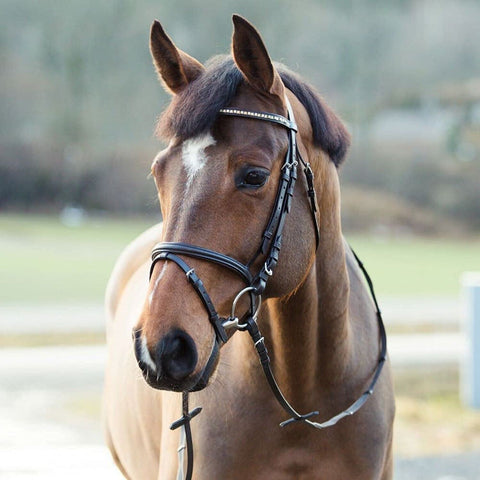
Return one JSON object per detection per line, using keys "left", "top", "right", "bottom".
{"left": 185, "top": 381, "right": 389, "bottom": 480}
{"left": 188, "top": 399, "right": 347, "bottom": 480}
{"left": 192, "top": 428, "right": 365, "bottom": 480}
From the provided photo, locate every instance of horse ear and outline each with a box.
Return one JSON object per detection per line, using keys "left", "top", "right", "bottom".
{"left": 231, "top": 15, "right": 284, "bottom": 98}
{"left": 150, "top": 20, "right": 204, "bottom": 95}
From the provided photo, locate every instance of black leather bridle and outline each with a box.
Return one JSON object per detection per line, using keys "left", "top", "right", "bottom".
{"left": 148, "top": 97, "right": 387, "bottom": 480}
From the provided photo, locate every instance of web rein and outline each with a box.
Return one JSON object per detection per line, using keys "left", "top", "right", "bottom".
{"left": 148, "top": 98, "right": 387, "bottom": 480}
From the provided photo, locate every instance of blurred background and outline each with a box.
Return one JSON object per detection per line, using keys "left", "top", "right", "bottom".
{"left": 1, "top": 0, "right": 479, "bottom": 478}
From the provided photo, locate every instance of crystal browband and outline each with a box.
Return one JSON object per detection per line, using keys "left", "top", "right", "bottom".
{"left": 219, "top": 108, "right": 297, "bottom": 131}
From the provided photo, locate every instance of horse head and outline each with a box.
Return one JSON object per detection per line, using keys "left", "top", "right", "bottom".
{"left": 133, "top": 15, "right": 350, "bottom": 393}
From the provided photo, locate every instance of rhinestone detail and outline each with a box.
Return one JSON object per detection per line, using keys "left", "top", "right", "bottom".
{"left": 218, "top": 108, "right": 296, "bottom": 131}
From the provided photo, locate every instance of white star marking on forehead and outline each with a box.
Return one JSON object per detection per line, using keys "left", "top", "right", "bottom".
{"left": 182, "top": 133, "right": 216, "bottom": 189}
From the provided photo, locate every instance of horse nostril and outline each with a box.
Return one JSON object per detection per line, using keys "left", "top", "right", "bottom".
{"left": 156, "top": 329, "right": 198, "bottom": 381}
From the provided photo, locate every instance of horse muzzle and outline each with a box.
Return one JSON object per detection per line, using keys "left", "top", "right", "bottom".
{"left": 133, "top": 328, "right": 219, "bottom": 392}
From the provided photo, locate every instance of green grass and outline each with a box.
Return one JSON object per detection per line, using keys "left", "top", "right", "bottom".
{"left": 346, "top": 233, "right": 480, "bottom": 297}
{"left": 0, "top": 213, "right": 156, "bottom": 304}
{"left": 1, "top": 213, "right": 479, "bottom": 304}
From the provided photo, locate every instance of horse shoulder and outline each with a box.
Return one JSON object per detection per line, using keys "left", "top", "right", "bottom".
{"left": 104, "top": 222, "right": 167, "bottom": 479}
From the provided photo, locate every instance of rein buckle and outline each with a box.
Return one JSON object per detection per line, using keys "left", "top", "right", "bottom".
{"left": 222, "top": 316, "right": 246, "bottom": 331}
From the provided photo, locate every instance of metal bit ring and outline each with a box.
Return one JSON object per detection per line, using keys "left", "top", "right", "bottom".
{"left": 222, "top": 287, "right": 262, "bottom": 330}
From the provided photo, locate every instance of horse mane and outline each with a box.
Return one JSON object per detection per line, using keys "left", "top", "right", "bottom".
{"left": 156, "top": 55, "right": 350, "bottom": 166}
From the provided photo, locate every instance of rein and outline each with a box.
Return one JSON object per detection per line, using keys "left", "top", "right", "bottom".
{"left": 149, "top": 98, "right": 387, "bottom": 480}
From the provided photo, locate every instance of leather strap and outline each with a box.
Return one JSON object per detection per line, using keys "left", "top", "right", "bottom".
{"left": 150, "top": 250, "right": 228, "bottom": 344}
{"left": 170, "top": 392, "right": 201, "bottom": 480}
{"left": 298, "top": 155, "right": 320, "bottom": 249}
{"left": 152, "top": 242, "right": 253, "bottom": 285}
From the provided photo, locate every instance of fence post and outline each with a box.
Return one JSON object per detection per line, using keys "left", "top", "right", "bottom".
{"left": 461, "top": 272, "right": 480, "bottom": 409}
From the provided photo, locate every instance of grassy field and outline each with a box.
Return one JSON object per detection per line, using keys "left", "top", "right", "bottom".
{"left": 0, "top": 213, "right": 155, "bottom": 304}
{"left": 1, "top": 213, "right": 480, "bottom": 304}
{"left": 347, "top": 234, "right": 480, "bottom": 297}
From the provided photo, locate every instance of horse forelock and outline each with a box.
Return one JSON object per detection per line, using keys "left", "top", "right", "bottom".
{"left": 156, "top": 56, "right": 350, "bottom": 167}
{"left": 156, "top": 56, "right": 241, "bottom": 142}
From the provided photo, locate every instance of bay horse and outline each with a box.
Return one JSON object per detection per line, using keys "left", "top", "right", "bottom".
{"left": 103, "top": 15, "right": 395, "bottom": 480}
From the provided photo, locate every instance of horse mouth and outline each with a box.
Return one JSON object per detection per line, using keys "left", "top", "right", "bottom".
{"left": 134, "top": 336, "right": 220, "bottom": 392}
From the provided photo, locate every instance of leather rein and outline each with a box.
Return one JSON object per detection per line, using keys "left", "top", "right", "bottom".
{"left": 148, "top": 97, "right": 387, "bottom": 480}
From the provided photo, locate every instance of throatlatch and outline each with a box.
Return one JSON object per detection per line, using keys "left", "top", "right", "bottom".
{"left": 149, "top": 97, "right": 387, "bottom": 480}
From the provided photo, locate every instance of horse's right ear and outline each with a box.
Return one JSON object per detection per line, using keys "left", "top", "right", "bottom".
{"left": 150, "top": 20, "right": 204, "bottom": 95}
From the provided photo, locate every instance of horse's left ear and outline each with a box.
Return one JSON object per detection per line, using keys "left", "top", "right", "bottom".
{"left": 150, "top": 20, "right": 205, "bottom": 94}
{"left": 231, "top": 15, "right": 284, "bottom": 99}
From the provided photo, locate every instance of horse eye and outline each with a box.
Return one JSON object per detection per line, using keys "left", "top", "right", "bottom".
{"left": 237, "top": 168, "right": 270, "bottom": 189}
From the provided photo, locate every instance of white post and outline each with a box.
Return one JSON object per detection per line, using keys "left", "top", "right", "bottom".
{"left": 461, "top": 272, "right": 480, "bottom": 409}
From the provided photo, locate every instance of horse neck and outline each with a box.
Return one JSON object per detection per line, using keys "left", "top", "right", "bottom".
{"left": 265, "top": 158, "right": 351, "bottom": 406}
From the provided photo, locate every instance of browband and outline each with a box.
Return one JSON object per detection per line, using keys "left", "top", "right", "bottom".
{"left": 219, "top": 108, "right": 297, "bottom": 131}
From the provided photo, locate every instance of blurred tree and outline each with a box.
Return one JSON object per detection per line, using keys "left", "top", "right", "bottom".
{"left": 0, "top": 0, "right": 478, "bottom": 231}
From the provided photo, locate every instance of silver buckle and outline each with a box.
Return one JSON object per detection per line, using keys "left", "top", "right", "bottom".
{"left": 264, "top": 262, "right": 273, "bottom": 276}
{"left": 222, "top": 316, "right": 242, "bottom": 330}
